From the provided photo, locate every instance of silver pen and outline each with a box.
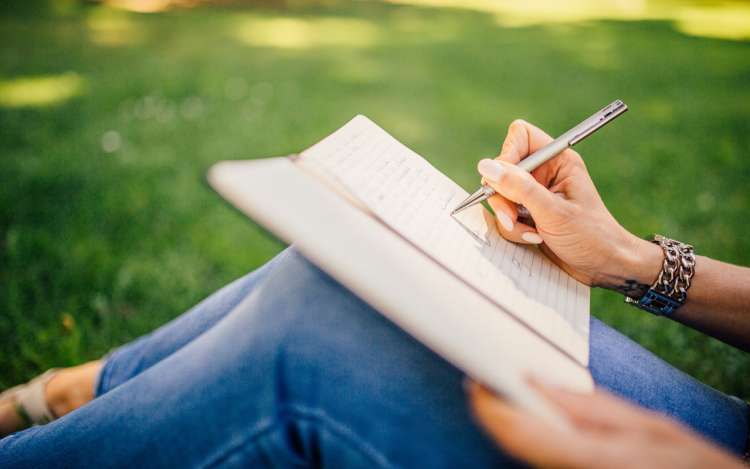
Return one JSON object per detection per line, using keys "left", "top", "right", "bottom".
{"left": 451, "top": 99, "right": 628, "bottom": 216}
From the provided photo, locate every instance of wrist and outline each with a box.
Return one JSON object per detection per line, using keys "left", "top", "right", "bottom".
{"left": 594, "top": 233, "right": 663, "bottom": 297}
{"left": 623, "top": 235, "right": 664, "bottom": 286}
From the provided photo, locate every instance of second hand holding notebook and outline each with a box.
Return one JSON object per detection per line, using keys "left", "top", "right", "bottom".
{"left": 208, "top": 115, "right": 596, "bottom": 427}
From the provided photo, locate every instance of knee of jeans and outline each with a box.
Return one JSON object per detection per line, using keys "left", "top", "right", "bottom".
{"left": 236, "top": 246, "right": 381, "bottom": 358}
{"left": 265, "top": 248, "right": 353, "bottom": 304}
{"left": 244, "top": 248, "right": 405, "bottom": 378}
{"left": 257, "top": 248, "right": 375, "bottom": 334}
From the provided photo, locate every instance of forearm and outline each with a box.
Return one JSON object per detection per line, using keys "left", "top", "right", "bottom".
{"left": 672, "top": 256, "right": 750, "bottom": 350}
{"left": 599, "top": 236, "right": 750, "bottom": 351}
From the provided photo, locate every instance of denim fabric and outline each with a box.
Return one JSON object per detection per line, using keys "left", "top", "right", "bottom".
{"left": 1, "top": 247, "right": 747, "bottom": 468}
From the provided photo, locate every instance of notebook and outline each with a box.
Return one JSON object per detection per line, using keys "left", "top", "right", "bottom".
{"left": 208, "top": 115, "right": 593, "bottom": 425}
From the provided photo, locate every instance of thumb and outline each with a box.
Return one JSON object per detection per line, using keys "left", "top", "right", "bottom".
{"left": 478, "top": 158, "right": 560, "bottom": 220}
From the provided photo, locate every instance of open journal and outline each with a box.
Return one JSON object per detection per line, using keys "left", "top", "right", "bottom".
{"left": 208, "top": 115, "right": 593, "bottom": 424}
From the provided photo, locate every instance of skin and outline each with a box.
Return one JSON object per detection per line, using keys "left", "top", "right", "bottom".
{"left": 472, "top": 119, "right": 750, "bottom": 467}
{"left": 468, "top": 380, "right": 743, "bottom": 469}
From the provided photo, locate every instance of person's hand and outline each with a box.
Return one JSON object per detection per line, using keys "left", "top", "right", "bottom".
{"left": 467, "top": 380, "right": 744, "bottom": 469}
{"left": 477, "top": 119, "right": 662, "bottom": 293}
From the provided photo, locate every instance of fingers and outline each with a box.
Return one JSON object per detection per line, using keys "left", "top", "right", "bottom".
{"left": 467, "top": 380, "right": 729, "bottom": 469}
{"left": 482, "top": 119, "right": 564, "bottom": 243}
{"left": 486, "top": 194, "right": 543, "bottom": 244}
{"left": 496, "top": 119, "right": 584, "bottom": 194}
{"left": 478, "top": 158, "right": 562, "bottom": 224}
{"left": 467, "top": 381, "right": 601, "bottom": 468}
{"left": 529, "top": 380, "right": 662, "bottom": 433}
{"left": 486, "top": 193, "right": 517, "bottom": 231}
{"left": 485, "top": 120, "right": 556, "bottom": 245}
{"left": 497, "top": 119, "right": 554, "bottom": 164}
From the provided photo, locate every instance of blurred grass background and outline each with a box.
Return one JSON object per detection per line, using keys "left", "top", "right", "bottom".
{"left": 1, "top": 0, "right": 749, "bottom": 398}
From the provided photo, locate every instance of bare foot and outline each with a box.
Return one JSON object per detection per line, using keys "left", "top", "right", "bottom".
{"left": 0, "top": 400, "right": 24, "bottom": 436}
{"left": 45, "top": 360, "right": 102, "bottom": 418}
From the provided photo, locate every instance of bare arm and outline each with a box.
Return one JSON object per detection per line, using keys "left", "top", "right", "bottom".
{"left": 607, "top": 242, "right": 750, "bottom": 351}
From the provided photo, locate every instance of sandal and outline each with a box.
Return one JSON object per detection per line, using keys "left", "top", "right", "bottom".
{"left": 0, "top": 369, "right": 59, "bottom": 434}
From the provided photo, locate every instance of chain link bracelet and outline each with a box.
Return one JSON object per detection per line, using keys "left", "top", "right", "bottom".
{"left": 625, "top": 235, "right": 696, "bottom": 316}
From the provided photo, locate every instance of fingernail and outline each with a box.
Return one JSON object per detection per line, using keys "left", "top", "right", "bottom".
{"left": 478, "top": 159, "right": 504, "bottom": 182}
{"left": 496, "top": 211, "right": 514, "bottom": 231}
{"left": 521, "top": 232, "right": 543, "bottom": 244}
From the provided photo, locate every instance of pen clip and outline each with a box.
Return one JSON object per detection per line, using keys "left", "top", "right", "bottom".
{"left": 569, "top": 100, "right": 628, "bottom": 146}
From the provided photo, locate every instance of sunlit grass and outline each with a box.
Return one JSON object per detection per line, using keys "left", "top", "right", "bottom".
{"left": 104, "top": 0, "right": 172, "bottom": 13}
{"left": 0, "top": 72, "right": 85, "bottom": 108}
{"left": 675, "top": 5, "right": 750, "bottom": 41}
{"left": 385, "top": 0, "right": 750, "bottom": 41}
{"left": 86, "top": 6, "right": 144, "bottom": 46}
{"left": 233, "top": 16, "right": 380, "bottom": 49}
{"left": 103, "top": 0, "right": 205, "bottom": 13}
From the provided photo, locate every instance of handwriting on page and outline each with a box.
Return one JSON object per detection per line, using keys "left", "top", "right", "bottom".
{"left": 298, "top": 116, "right": 589, "bottom": 356}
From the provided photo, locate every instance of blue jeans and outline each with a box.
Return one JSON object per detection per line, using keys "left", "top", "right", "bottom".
{"left": 1, "top": 248, "right": 747, "bottom": 467}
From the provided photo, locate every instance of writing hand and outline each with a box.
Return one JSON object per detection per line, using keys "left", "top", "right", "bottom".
{"left": 478, "top": 119, "right": 662, "bottom": 294}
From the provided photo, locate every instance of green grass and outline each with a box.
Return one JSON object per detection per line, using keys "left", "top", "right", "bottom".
{"left": 1, "top": 1, "right": 749, "bottom": 398}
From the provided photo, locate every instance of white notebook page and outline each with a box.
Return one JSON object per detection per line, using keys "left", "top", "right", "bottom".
{"left": 297, "top": 115, "right": 590, "bottom": 364}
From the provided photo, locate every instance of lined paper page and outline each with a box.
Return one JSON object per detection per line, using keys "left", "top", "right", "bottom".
{"left": 297, "top": 115, "right": 589, "bottom": 364}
